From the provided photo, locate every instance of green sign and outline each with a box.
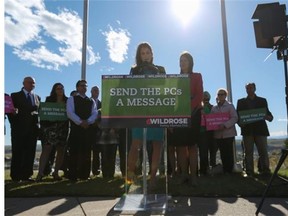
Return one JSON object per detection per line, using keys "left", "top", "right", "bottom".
{"left": 39, "top": 102, "right": 67, "bottom": 121}
{"left": 238, "top": 108, "right": 266, "bottom": 124}
{"left": 101, "top": 74, "right": 191, "bottom": 128}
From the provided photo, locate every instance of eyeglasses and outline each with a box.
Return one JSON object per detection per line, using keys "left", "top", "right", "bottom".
{"left": 79, "top": 84, "right": 88, "bottom": 87}
{"left": 56, "top": 87, "right": 64, "bottom": 90}
{"left": 217, "top": 93, "right": 225, "bottom": 96}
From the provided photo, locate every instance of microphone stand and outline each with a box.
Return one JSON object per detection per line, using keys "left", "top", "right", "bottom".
{"left": 256, "top": 35, "right": 288, "bottom": 215}
{"left": 282, "top": 39, "right": 288, "bottom": 137}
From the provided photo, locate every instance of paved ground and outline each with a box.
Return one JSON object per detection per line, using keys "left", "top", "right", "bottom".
{"left": 5, "top": 196, "right": 288, "bottom": 216}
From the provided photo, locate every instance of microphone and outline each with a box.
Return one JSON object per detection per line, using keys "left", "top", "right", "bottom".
{"left": 140, "top": 61, "right": 159, "bottom": 74}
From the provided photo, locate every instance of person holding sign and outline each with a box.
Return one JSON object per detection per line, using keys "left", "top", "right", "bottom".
{"left": 171, "top": 51, "right": 203, "bottom": 186}
{"left": 211, "top": 88, "right": 238, "bottom": 174}
{"left": 127, "top": 42, "right": 166, "bottom": 190}
{"left": 7, "top": 76, "right": 41, "bottom": 182}
{"left": 5, "top": 93, "right": 15, "bottom": 114}
{"left": 199, "top": 91, "right": 217, "bottom": 175}
{"left": 36, "top": 83, "right": 69, "bottom": 181}
{"left": 236, "top": 83, "right": 273, "bottom": 176}
{"left": 5, "top": 93, "right": 15, "bottom": 135}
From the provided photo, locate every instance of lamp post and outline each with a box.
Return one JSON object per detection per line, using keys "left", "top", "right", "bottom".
{"left": 220, "top": 0, "right": 233, "bottom": 103}
{"left": 220, "top": 0, "right": 241, "bottom": 171}
{"left": 81, "top": 0, "right": 89, "bottom": 80}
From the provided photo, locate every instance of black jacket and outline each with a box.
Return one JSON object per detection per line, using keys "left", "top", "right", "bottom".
{"left": 8, "top": 90, "right": 41, "bottom": 134}
{"left": 236, "top": 95, "right": 273, "bottom": 136}
{"left": 130, "top": 62, "right": 166, "bottom": 75}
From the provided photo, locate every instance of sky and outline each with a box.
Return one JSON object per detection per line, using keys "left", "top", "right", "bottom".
{"left": 4, "top": 0, "right": 288, "bottom": 146}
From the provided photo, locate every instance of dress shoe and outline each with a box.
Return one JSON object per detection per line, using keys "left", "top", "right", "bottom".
{"left": 93, "top": 170, "right": 100, "bottom": 176}
{"left": 36, "top": 174, "right": 44, "bottom": 182}
{"left": 22, "top": 177, "right": 35, "bottom": 182}
{"left": 52, "top": 172, "right": 62, "bottom": 181}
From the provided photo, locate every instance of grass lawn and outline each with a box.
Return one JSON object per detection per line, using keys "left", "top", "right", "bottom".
{"left": 5, "top": 170, "right": 288, "bottom": 198}
{"left": 5, "top": 140, "right": 288, "bottom": 198}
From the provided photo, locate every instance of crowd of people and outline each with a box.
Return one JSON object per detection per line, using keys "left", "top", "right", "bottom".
{"left": 6, "top": 42, "right": 274, "bottom": 190}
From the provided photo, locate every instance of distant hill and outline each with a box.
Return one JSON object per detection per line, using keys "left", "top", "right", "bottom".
{"left": 5, "top": 138, "right": 286, "bottom": 154}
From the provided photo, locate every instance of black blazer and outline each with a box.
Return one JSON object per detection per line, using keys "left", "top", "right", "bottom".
{"left": 130, "top": 62, "right": 166, "bottom": 75}
{"left": 236, "top": 96, "right": 273, "bottom": 136}
{"left": 8, "top": 90, "right": 41, "bottom": 132}
{"left": 95, "top": 99, "right": 101, "bottom": 110}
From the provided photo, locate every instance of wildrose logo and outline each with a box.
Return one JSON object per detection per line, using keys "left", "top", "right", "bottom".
{"left": 146, "top": 118, "right": 188, "bottom": 125}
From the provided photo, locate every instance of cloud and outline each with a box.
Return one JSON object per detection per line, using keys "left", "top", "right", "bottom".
{"left": 270, "top": 130, "right": 287, "bottom": 137}
{"left": 102, "top": 24, "right": 131, "bottom": 63}
{"left": 99, "top": 66, "right": 114, "bottom": 72}
{"left": 87, "top": 46, "right": 101, "bottom": 65}
{"left": 4, "top": 0, "right": 100, "bottom": 71}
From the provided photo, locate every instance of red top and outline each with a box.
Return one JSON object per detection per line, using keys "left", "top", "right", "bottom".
{"left": 190, "top": 72, "right": 203, "bottom": 111}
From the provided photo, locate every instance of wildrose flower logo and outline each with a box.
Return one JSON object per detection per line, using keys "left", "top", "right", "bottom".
{"left": 146, "top": 119, "right": 151, "bottom": 125}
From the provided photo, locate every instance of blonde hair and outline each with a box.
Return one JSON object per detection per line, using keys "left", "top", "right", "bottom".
{"left": 216, "top": 88, "right": 228, "bottom": 103}
{"left": 217, "top": 88, "right": 228, "bottom": 95}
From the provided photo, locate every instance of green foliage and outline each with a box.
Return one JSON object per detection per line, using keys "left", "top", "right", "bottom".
{"left": 285, "top": 139, "right": 288, "bottom": 148}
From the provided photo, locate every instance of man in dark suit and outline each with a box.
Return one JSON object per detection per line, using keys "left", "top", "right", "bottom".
{"left": 237, "top": 83, "right": 273, "bottom": 176}
{"left": 90, "top": 86, "right": 102, "bottom": 176}
{"left": 8, "top": 76, "right": 41, "bottom": 181}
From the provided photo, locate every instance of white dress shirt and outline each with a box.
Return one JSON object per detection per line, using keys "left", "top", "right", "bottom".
{"left": 66, "top": 93, "right": 98, "bottom": 125}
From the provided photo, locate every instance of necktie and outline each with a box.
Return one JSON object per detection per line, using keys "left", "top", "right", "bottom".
{"left": 27, "top": 93, "right": 32, "bottom": 106}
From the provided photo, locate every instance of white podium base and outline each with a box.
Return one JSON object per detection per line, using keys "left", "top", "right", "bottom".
{"left": 114, "top": 194, "right": 171, "bottom": 212}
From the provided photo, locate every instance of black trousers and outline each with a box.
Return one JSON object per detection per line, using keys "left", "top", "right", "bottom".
{"left": 100, "top": 144, "right": 117, "bottom": 178}
{"left": 199, "top": 130, "right": 217, "bottom": 174}
{"left": 215, "top": 137, "right": 234, "bottom": 173}
{"left": 68, "top": 125, "right": 94, "bottom": 180}
{"left": 92, "top": 144, "right": 101, "bottom": 175}
{"left": 10, "top": 127, "right": 38, "bottom": 180}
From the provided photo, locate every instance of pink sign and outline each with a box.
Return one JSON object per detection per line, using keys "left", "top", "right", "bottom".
{"left": 5, "top": 94, "right": 15, "bottom": 113}
{"left": 203, "top": 112, "right": 230, "bottom": 131}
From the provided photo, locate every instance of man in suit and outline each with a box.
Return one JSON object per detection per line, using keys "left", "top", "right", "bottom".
{"left": 90, "top": 86, "right": 102, "bottom": 176}
{"left": 8, "top": 76, "right": 41, "bottom": 181}
{"left": 237, "top": 83, "right": 273, "bottom": 176}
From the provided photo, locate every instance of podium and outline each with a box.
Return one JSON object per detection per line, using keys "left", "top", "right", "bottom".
{"left": 114, "top": 128, "right": 171, "bottom": 212}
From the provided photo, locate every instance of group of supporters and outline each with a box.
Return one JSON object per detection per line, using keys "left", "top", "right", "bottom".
{"left": 6, "top": 42, "right": 273, "bottom": 190}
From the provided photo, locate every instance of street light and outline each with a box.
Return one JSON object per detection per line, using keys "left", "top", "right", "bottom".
{"left": 81, "top": 0, "right": 89, "bottom": 80}
{"left": 220, "top": 0, "right": 233, "bottom": 103}
{"left": 220, "top": 0, "right": 242, "bottom": 172}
